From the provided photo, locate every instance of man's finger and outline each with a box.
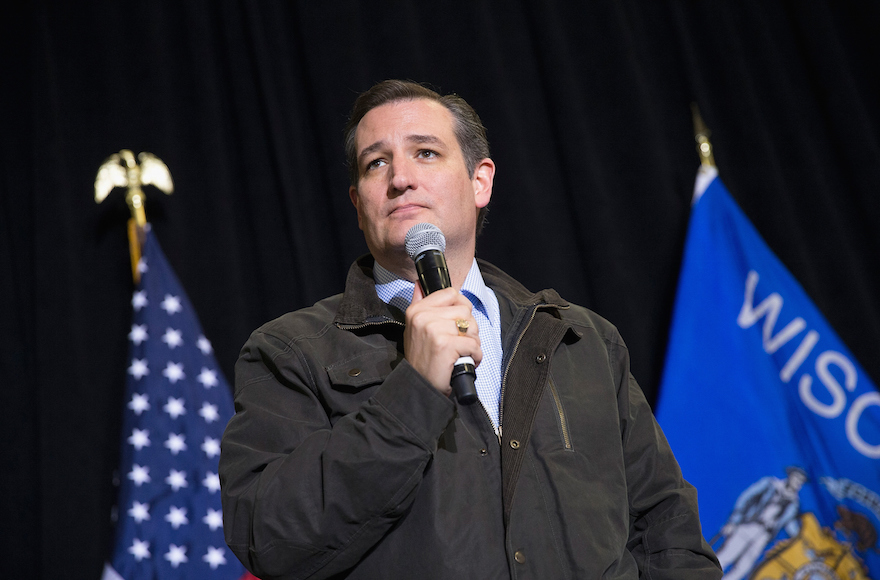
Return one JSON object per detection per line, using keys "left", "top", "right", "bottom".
{"left": 411, "top": 281, "right": 425, "bottom": 303}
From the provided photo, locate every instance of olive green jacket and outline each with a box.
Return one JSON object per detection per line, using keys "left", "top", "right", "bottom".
{"left": 220, "top": 255, "right": 721, "bottom": 579}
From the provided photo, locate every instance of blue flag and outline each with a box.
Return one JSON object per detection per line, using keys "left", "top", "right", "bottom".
{"left": 656, "top": 168, "right": 880, "bottom": 580}
{"left": 103, "top": 229, "right": 246, "bottom": 580}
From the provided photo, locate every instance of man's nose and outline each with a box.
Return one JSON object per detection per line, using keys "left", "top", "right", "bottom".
{"left": 390, "top": 157, "right": 417, "bottom": 192}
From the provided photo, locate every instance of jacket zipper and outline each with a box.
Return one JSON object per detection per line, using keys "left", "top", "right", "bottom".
{"left": 480, "top": 404, "right": 500, "bottom": 442}
{"left": 497, "top": 306, "right": 540, "bottom": 445}
{"left": 496, "top": 302, "right": 570, "bottom": 446}
{"left": 548, "top": 377, "right": 572, "bottom": 450}
{"left": 335, "top": 319, "right": 404, "bottom": 332}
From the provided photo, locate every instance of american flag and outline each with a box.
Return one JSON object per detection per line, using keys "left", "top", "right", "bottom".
{"left": 102, "top": 229, "right": 253, "bottom": 580}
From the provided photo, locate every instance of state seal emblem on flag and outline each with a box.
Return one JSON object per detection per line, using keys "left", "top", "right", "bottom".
{"left": 711, "top": 469, "right": 875, "bottom": 579}
{"left": 750, "top": 512, "right": 868, "bottom": 580}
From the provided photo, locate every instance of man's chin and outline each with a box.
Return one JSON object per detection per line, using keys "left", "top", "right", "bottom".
{"left": 393, "top": 217, "right": 441, "bottom": 243}
{"left": 368, "top": 217, "right": 442, "bottom": 260}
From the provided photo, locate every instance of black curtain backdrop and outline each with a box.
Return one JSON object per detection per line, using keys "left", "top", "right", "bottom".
{"left": 3, "top": 1, "right": 879, "bottom": 577}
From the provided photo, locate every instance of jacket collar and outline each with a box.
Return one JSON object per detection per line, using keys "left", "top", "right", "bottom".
{"left": 333, "top": 254, "right": 569, "bottom": 328}
{"left": 333, "top": 255, "right": 400, "bottom": 327}
{"left": 476, "top": 259, "right": 569, "bottom": 312}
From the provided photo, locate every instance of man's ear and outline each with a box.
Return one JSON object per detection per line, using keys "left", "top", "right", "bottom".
{"left": 472, "top": 158, "right": 495, "bottom": 209}
{"left": 349, "top": 185, "right": 363, "bottom": 229}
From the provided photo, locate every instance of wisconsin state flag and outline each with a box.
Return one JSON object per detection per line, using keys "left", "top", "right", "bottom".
{"left": 656, "top": 166, "right": 880, "bottom": 580}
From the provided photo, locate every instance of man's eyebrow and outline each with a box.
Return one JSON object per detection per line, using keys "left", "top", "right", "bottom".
{"left": 407, "top": 134, "right": 443, "bottom": 146}
{"left": 357, "top": 141, "right": 385, "bottom": 165}
{"left": 357, "top": 134, "right": 445, "bottom": 165}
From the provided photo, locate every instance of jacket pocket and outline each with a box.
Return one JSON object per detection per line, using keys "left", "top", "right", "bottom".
{"left": 548, "top": 376, "right": 573, "bottom": 451}
{"left": 325, "top": 347, "right": 398, "bottom": 391}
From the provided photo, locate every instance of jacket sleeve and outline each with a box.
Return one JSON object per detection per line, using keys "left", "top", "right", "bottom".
{"left": 219, "top": 326, "right": 456, "bottom": 580}
{"left": 612, "top": 339, "right": 723, "bottom": 579}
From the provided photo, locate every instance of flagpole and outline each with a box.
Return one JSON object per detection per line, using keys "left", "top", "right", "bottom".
{"left": 690, "top": 103, "right": 716, "bottom": 168}
{"left": 690, "top": 104, "right": 720, "bottom": 203}
{"left": 95, "top": 149, "right": 174, "bottom": 283}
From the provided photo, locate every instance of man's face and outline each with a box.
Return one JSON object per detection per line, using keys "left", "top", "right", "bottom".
{"left": 349, "top": 98, "right": 493, "bottom": 271}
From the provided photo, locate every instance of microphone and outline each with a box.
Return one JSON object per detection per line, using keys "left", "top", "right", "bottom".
{"left": 404, "top": 223, "right": 478, "bottom": 405}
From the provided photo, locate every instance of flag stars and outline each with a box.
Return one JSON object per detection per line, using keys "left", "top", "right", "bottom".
{"left": 163, "top": 397, "right": 186, "bottom": 419}
{"left": 164, "top": 544, "right": 188, "bottom": 568}
{"left": 117, "top": 240, "right": 235, "bottom": 574}
{"left": 128, "top": 538, "right": 151, "bottom": 562}
{"left": 203, "top": 471, "right": 221, "bottom": 493}
{"left": 162, "top": 328, "right": 183, "bottom": 349}
{"left": 161, "top": 294, "right": 182, "bottom": 315}
{"left": 197, "top": 367, "right": 218, "bottom": 388}
{"left": 128, "top": 501, "right": 150, "bottom": 524}
{"left": 203, "top": 508, "right": 223, "bottom": 531}
{"left": 137, "top": 256, "right": 148, "bottom": 275}
{"left": 127, "top": 428, "right": 151, "bottom": 451}
{"left": 197, "top": 335, "right": 213, "bottom": 355}
{"left": 128, "top": 324, "right": 148, "bottom": 345}
{"left": 166, "top": 469, "right": 188, "bottom": 492}
{"left": 164, "top": 433, "right": 187, "bottom": 455}
{"left": 164, "top": 506, "right": 189, "bottom": 529}
{"left": 128, "top": 393, "right": 150, "bottom": 415}
{"left": 128, "top": 464, "right": 151, "bottom": 487}
{"left": 199, "top": 402, "right": 219, "bottom": 423}
{"left": 128, "top": 358, "right": 149, "bottom": 381}
{"left": 201, "top": 436, "right": 221, "bottom": 458}
{"left": 132, "top": 290, "right": 148, "bottom": 311}
{"left": 203, "top": 546, "right": 227, "bottom": 569}
{"left": 163, "top": 361, "right": 185, "bottom": 383}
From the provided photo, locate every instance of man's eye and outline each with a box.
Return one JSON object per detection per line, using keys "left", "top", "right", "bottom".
{"left": 366, "top": 158, "right": 386, "bottom": 170}
{"left": 418, "top": 150, "right": 438, "bottom": 159}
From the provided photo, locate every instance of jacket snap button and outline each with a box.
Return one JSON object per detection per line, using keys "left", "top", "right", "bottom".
{"left": 509, "top": 439, "right": 520, "bottom": 449}
{"left": 535, "top": 353, "right": 547, "bottom": 363}
{"left": 514, "top": 550, "right": 526, "bottom": 564}
{"left": 480, "top": 448, "right": 488, "bottom": 456}
{"left": 348, "top": 368, "right": 361, "bottom": 377}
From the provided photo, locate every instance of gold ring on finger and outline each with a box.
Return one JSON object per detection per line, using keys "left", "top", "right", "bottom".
{"left": 455, "top": 319, "right": 470, "bottom": 335}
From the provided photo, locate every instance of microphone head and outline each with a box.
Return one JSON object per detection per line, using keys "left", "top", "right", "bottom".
{"left": 405, "top": 223, "right": 446, "bottom": 260}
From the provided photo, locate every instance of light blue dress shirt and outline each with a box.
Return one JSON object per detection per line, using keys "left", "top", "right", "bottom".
{"left": 373, "top": 259, "right": 503, "bottom": 431}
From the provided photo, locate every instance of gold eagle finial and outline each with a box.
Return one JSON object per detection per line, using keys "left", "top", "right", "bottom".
{"left": 95, "top": 150, "right": 174, "bottom": 282}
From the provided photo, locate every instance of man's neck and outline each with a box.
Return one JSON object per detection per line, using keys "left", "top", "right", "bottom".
{"left": 375, "top": 246, "right": 475, "bottom": 291}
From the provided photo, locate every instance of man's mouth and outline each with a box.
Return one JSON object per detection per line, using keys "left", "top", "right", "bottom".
{"left": 389, "top": 203, "right": 426, "bottom": 216}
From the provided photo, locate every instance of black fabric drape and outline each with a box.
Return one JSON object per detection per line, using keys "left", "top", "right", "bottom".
{"left": 2, "top": 1, "right": 878, "bottom": 577}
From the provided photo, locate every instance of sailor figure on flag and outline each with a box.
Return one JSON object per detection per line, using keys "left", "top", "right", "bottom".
{"left": 714, "top": 467, "right": 807, "bottom": 580}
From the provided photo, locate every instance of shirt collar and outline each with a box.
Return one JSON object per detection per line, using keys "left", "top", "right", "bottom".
{"left": 373, "top": 258, "right": 496, "bottom": 321}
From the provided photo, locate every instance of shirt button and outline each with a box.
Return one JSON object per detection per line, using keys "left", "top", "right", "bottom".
{"left": 509, "top": 439, "right": 520, "bottom": 449}
{"left": 348, "top": 368, "right": 361, "bottom": 377}
{"left": 514, "top": 550, "right": 526, "bottom": 564}
{"left": 535, "top": 353, "right": 547, "bottom": 363}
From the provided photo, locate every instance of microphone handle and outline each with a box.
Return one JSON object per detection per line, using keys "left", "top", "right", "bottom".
{"left": 413, "top": 248, "right": 451, "bottom": 294}
{"left": 414, "top": 249, "right": 478, "bottom": 405}
{"left": 450, "top": 357, "right": 478, "bottom": 405}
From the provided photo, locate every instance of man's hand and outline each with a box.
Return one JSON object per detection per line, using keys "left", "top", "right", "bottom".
{"left": 404, "top": 284, "right": 482, "bottom": 396}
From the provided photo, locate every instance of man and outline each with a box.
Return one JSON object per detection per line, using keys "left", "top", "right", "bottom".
{"left": 714, "top": 467, "right": 808, "bottom": 580}
{"left": 220, "top": 79, "right": 721, "bottom": 579}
